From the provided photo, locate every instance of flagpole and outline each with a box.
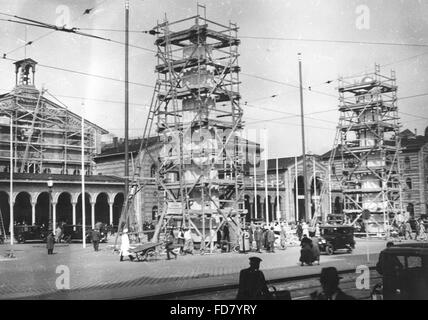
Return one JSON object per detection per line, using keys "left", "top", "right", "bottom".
{"left": 81, "top": 102, "right": 86, "bottom": 249}
{"left": 295, "top": 156, "right": 299, "bottom": 222}
{"left": 264, "top": 130, "right": 269, "bottom": 225}
{"left": 253, "top": 152, "right": 258, "bottom": 220}
{"left": 313, "top": 155, "right": 317, "bottom": 218}
{"left": 298, "top": 53, "right": 310, "bottom": 222}
{"left": 10, "top": 115, "right": 14, "bottom": 251}
{"left": 276, "top": 157, "right": 280, "bottom": 222}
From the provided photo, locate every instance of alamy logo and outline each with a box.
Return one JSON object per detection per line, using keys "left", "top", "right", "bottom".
{"left": 355, "top": 5, "right": 370, "bottom": 30}
{"left": 55, "top": 265, "right": 70, "bottom": 290}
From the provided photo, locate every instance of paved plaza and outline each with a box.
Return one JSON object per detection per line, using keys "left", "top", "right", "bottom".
{"left": 0, "top": 238, "right": 400, "bottom": 299}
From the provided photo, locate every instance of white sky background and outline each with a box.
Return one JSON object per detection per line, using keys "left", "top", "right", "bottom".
{"left": 0, "top": 0, "right": 427, "bottom": 159}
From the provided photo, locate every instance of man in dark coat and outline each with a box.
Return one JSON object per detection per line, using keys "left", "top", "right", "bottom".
{"left": 46, "top": 232, "right": 55, "bottom": 255}
{"left": 310, "top": 267, "right": 355, "bottom": 300}
{"left": 237, "top": 257, "right": 270, "bottom": 300}
{"left": 267, "top": 227, "right": 276, "bottom": 253}
{"left": 91, "top": 228, "right": 101, "bottom": 251}
{"left": 254, "top": 226, "right": 263, "bottom": 253}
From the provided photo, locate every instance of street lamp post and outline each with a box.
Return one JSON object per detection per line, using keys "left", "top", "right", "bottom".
{"left": 47, "top": 177, "right": 53, "bottom": 232}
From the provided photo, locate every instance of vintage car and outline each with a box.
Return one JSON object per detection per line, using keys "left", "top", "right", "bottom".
{"left": 318, "top": 225, "right": 355, "bottom": 255}
{"left": 372, "top": 243, "right": 428, "bottom": 300}
{"left": 61, "top": 225, "right": 92, "bottom": 243}
{"left": 14, "top": 225, "right": 48, "bottom": 243}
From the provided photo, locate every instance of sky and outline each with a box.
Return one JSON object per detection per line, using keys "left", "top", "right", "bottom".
{"left": 0, "top": 0, "right": 427, "bottom": 159}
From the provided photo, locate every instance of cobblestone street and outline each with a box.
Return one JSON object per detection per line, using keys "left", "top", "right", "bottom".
{"left": 0, "top": 238, "right": 395, "bottom": 299}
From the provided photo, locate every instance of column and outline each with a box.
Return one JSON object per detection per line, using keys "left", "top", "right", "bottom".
{"left": 109, "top": 201, "right": 114, "bottom": 225}
{"left": 31, "top": 202, "right": 36, "bottom": 225}
{"left": 91, "top": 201, "right": 96, "bottom": 229}
{"left": 52, "top": 201, "right": 57, "bottom": 234}
{"left": 72, "top": 201, "right": 77, "bottom": 226}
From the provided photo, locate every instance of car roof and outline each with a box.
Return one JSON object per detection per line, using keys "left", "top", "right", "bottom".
{"left": 320, "top": 224, "right": 353, "bottom": 228}
{"left": 384, "top": 243, "right": 428, "bottom": 256}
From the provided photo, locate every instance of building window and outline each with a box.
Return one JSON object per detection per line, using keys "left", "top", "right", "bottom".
{"left": 152, "top": 206, "right": 158, "bottom": 221}
{"left": 406, "top": 178, "right": 412, "bottom": 189}
{"left": 331, "top": 164, "right": 336, "bottom": 175}
{"left": 150, "top": 164, "right": 157, "bottom": 177}
{"left": 404, "top": 157, "right": 411, "bottom": 170}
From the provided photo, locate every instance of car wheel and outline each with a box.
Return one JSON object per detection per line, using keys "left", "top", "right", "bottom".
{"left": 326, "top": 245, "right": 334, "bottom": 255}
{"left": 347, "top": 248, "right": 353, "bottom": 253}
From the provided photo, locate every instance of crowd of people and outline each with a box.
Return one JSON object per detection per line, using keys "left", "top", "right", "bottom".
{"left": 389, "top": 219, "right": 427, "bottom": 241}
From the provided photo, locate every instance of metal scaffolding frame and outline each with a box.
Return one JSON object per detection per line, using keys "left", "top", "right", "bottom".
{"left": 327, "top": 64, "right": 403, "bottom": 235}
{"left": 0, "top": 59, "right": 98, "bottom": 175}
{"left": 117, "top": 10, "right": 246, "bottom": 253}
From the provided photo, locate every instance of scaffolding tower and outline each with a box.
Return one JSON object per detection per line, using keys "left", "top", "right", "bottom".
{"left": 328, "top": 64, "right": 403, "bottom": 235}
{"left": 118, "top": 9, "right": 246, "bottom": 252}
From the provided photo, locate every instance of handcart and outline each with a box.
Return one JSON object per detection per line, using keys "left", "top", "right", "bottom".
{"left": 129, "top": 242, "right": 164, "bottom": 261}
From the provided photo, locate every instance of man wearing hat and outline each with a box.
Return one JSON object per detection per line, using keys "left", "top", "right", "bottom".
{"left": 236, "top": 256, "right": 270, "bottom": 300}
{"left": 310, "top": 267, "right": 355, "bottom": 300}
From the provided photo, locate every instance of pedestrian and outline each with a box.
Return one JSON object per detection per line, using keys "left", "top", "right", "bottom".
{"left": 177, "top": 227, "right": 185, "bottom": 254}
{"left": 223, "top": 222, "right": 230, "bottom": 252}
{"left": 296, "top": 221, "right": 303, "bottom": 241}
{"left": 267, "top": 227, "right": 276, "bottom": 253}
{"left": 165, "top": 229, "right": 177, "bottom": 260}
{"left": 417, "top": 220, "right": 427, "bottom": 241}
{"left": 280, "top": 223, "right": 287, "bottom": 250}
{"left": 302, "top": 221, "right": 309, "bottom": 238}
{"left": 119, "top": 228, "right": 134, "bottom": 262}
{"left": 55, "top": 225, "right": 62, "bottom": 243}
{"left": 254, "top": 226, "right": 263, "bottom": 253}
{"left": 46, "top": 232, "right": 55, "bottom": 255}
{"left": 404, "top": 220, "right": 413, "bottom": 240}
{"left": 248, "top": 225, "right": 254, "bottom": 251}
{"left": 310, "top": 232, "right": 320, "bottom": 265}
{"left": 310, "top": 267, "right": 355, "bottom": 300}
{"left": 299, "top": 234, "right": 314, "bottom": 266}
{"left": 315, "top": 223, "right": 320, "bottom": 237}
{"left": 236, "top": 257, "right": 270, "bottom": 300}
{"left": 262, "top": 225, "right": 269, "bottom": 249}
{"left": 91, "top": 228, "right": 101, "bottom": 252}
{"left": 183, "top": 228, "right": 194, "bottom": 255}
{"left": 216, "top": 227, "right": 223, "bottom": 249}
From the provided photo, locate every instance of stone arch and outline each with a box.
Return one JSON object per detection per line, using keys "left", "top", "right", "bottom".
{"left": 95, "top": 192, "right": 110, "bottom": 224}
{"left": 0, "top": 191, "right": 10, "bottom": 231}
{"left": 76, "top": 192, "right": 92, "bottom": 226}
{"left": 35, "top": 192, "right": 50, "bottom": 226}
{"left": 57, "top": 192, "right": 72, "bottom": 225}
{"left": 14, "top": 191, "right": 32, "bottom": 225}
{"left": 112, "top": 192, "right": 124, "bottom": 226}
